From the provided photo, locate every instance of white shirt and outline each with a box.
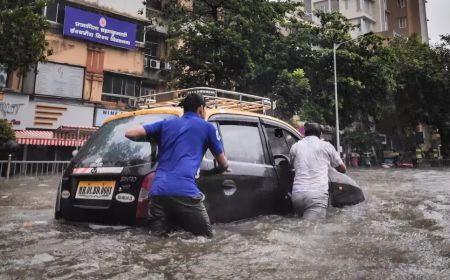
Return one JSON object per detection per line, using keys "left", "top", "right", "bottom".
{"left": 289, "top": 136, "right": 343, "bottom": 194}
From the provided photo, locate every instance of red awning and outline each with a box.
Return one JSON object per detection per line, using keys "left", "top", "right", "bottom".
{"left": 17, "top": 138, "right": 86, "bottom": 146}
{"left": 15, "top": 130, "right": 86, "bottom": 147}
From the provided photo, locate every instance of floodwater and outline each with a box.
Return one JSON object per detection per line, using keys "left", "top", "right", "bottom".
{"left": 0, "top": 169, "right": 449, "bottom": 279}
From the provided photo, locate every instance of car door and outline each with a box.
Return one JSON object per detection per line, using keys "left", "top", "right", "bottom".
{"left": 260, "top": 119, "right": 301, "bottom": 214}
{"left": 197, "top": 114, "right": 279, "bottom": 223}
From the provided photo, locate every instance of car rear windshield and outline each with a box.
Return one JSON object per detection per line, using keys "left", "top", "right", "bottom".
{"left": 73, "top": 114, "right": 177, "bottom": 168}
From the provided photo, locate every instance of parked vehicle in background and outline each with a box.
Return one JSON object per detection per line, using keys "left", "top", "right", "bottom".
{"left": 55, "top": 88, "right": 364, "bottom": 224}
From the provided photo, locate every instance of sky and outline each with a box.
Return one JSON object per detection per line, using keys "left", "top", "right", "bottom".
{"left": 426, "top": 0, "right": 450, "bottom": 45}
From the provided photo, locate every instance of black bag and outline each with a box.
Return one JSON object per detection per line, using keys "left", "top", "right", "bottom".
{"left": 328, "top": 168, "right": 365, "bottom": 208}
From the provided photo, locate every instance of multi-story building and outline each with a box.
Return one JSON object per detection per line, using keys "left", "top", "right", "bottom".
{"left": 304, "top": 0, "right": 389, "bottom": 37}
{"left": 385, "top": 0, "right": 429, "bottom": 43}
{"left": 303, "top": 0, "right": 428, "bottom": 42}
{"left": 0, "top": 0, "right": 170, "bottom": 160}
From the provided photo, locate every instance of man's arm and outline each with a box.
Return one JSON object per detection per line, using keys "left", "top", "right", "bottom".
{"left": 336, "top": 163, "right": 347, "bottom": 174}
{"left": 215, "top": 152, "right": 229, "bottom": 172}
{"left": 125, "top": 125, "right": 147, "bottom": 141}
{"left": 327, "top": 142, "right": 346, "bottom": 173}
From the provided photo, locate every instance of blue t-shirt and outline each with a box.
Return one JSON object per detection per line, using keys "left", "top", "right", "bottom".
{"left": 143, "top": 112, "right": 224, "bottom": 198}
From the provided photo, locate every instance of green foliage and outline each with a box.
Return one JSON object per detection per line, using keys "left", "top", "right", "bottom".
{"left": 377, "top": 36, "right": 448, "bottom": 134}
{"left": 162, "top": 2, "right": 450, "bottom": 154}
{"left": 0, "top": 0, "right": 51, "bottom": 74}
{"left": 298, "top": 102, "right": 326, "bottom": 124}
{"left": 0, "top": 119, "right": 15, "bottom": 146}
{"left": 281, "top": 11, "right": 395, "bottom": 127}
{"left": 162, "top": 0, "right": 301, "bottom": 93}
{"left": 272, "top": 68, "right": 311, "bottom": 120}
{"left": 342, "top": 129, "right": 378, "bottom": 152}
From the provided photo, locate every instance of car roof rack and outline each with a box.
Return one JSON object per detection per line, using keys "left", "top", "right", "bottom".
{"left": 135, "top": 87, "right": 272, "bottom": 114}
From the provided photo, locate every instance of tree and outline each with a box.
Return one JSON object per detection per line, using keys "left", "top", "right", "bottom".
{"left": 0, "top": 120, "right": 15, "bottom": 147}
{"left": 282, "top": 11, "right": 395, "bottom": 127}
{"left": 429, "top": 35, "right": 450, "bottom": 156}
{"left": 386, "top": 37, "right": 445, "bottom": 133}
{"left": 272, "top": 68, "right": 311, "bottom": 120}
{"left": 0, "top": 0, "right": 51, "bottom": 74}
{"left": 162, "top": 0, "right": 301, "bottom": 94}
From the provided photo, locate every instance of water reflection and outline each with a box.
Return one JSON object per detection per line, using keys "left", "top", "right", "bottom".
{"left": 0, "top": 169, "right": 449, "bottom": 279}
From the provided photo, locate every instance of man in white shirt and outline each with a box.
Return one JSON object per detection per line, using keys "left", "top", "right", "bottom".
{"left": 289, "top": 122, "right": 347, "bottom": 219}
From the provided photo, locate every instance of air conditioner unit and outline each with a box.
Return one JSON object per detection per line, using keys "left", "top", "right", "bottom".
{"left": 149, "top": 59, "right": 160, "bottom": 69}
{"left": 161, "top": 61, "right": 172, "bottom": 70}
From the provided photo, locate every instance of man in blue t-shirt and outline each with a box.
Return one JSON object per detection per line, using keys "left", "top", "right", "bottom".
{"left": 125, "top": 93, "right": 228, "bottom": 237}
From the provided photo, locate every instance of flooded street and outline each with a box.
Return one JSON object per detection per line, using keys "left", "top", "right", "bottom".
{"left": 0, "top": 169, "right": 449, "bottom": 279}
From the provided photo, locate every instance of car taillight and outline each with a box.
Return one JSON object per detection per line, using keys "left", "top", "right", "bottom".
{"left": 136, "top": 172, "right": 155, "bottom": 219}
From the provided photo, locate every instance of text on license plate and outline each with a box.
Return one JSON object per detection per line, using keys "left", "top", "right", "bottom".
{"left": 75, "top": 181, "right": 116, "bottom": 200}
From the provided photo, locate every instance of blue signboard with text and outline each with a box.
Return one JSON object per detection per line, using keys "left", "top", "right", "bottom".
{"left": 63, "top": 6, "right": 136, "bottom": 49}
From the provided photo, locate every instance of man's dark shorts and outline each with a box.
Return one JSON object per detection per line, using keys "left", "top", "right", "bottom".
{"left": 148, "top": 195, "right": 212, "bottom": 237}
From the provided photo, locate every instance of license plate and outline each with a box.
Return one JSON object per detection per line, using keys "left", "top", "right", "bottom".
{"left": 75, "top": 181, "right": 116, "bottom": 200}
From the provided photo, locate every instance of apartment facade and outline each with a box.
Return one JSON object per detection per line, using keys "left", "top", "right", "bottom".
{"left": 304, "top": 0, "right": 389, "bottom": 37}
{"left": 385, "top": 0, "right": 429, "bottom": 43}
{"left": 0, "top": 0, "right": 170, "bottom": 160}
{"left": 304, "top": 0, "right": 428, "bottom": 42}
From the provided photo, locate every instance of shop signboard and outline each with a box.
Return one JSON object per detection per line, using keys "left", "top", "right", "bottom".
{"left": 0, "top": 92, "right": 30, "bottom": 130}
{"left": 0, "top": 92, "right": 95, "bottom": 130}
{"left": 34, "top": 62, "right": 84, "bottom": 99}
{"left": 94, "top": 108, "right": 125, "bottom": 127}
{"left": 31, "top": 101, "right": 94, "bottom": 130}
{"left": 63, "top": 6, "right": 136, "bottom": 49}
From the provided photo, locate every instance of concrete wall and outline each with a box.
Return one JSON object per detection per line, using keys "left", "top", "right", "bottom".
{"left": 42, "top": 31, "right": 145, "bottom": 102}
{"left": 103, "top": 48, "right": 144, "bottom": 75}
{"left": 46, "top": 33, "right": 88, "bottom": 67}
{"left": 76, "top": 0, "right": 147, "bottom": 20}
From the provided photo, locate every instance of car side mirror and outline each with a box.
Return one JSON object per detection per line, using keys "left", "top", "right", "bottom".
{"left": 274, "top": 128, "right": 283, "bottom": 138}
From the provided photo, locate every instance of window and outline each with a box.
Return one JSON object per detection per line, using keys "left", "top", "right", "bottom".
{"left": 219, "top": 123, "right": 265, "bottom": 164}
{"left": 0, "top": 65, "right": 8, "bottom": 88}
{"left": 385, "top": 12, "right": 389, "bottom": 30}
{"left": 315, "top": 4, "right": 327, "bottom": 12}
{"left": 136, "top": 24, "right": 145, "bottom": 43}
{"left": 398, "top": 16, "right": 407, "bottom": 28}
{"left": 285, "top": 132, "right": 297, "bottom": 148}
{"left": 44, "top": 0, "right": 65, "bottom": 23}
{"left": 344, "top": 0, "right": 349, "bottom": 10}
{"left": 146, "top": 0, "right": 162, "bottom": 11}
{"left": 264, "top": 125, "right": 299, "bottom": 165}
{"left": 74, "top": 114, "right": 176, "bottom": 168}
{"left": 397, "top": 0, "right": 405, "bottom": 8}
{"left": 358, "top": 18, "right": 364, "bottom": 32}
{"left": 102, "top": 72, "right": 141, "bottom": 102}
{"left": 363, "top": 0, "right": 372, "bottom": 13}
{"left": 145, "top": 33, "right": 162, "bottom": 57}
{"left": 265, "top": 126, "right": 290, "bottom": 163}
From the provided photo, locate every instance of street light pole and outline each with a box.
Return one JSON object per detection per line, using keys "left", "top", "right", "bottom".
{"left": 333, "top": 43, "right": 340, "bottom": 153}
{"left": 332, "top": 33, "right": 372, "bottom": 153}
